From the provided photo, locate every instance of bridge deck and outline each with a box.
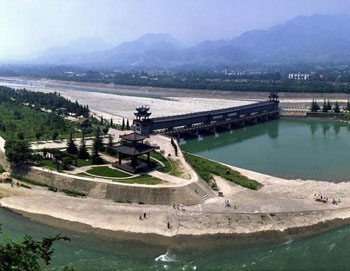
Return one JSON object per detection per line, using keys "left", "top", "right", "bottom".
{"left": 151, "top": 101, "right": 273, "bottom": 123}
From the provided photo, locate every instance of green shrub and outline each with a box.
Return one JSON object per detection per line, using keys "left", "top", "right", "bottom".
{"left": 60, "top": 189, "right": 86, "bottom": 197}
{"left": 184, "top": 152, "right": 262, "bottom": 190}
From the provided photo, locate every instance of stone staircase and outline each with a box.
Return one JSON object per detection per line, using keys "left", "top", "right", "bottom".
{"left": 188, "top": 182, "right": 213, "bottom": 202}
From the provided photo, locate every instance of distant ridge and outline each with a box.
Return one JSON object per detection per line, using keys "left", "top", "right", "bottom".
{"left": 29, "top": 14, "right": 350, "bottom": 67}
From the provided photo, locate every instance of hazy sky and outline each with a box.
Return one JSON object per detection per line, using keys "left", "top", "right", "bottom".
{"left": 1, "top": 0, "right": 350, "bottom": 60}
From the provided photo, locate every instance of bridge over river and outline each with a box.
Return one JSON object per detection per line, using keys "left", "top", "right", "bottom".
{"left": 133, "top": 98, "right": 280, "bottom": 137}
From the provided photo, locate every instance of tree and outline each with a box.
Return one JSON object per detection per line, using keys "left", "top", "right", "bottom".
{"left": 100, "top": 115, "right": 104, "bottom": 125}
{"left": 91, "top": 144, "right": 103, "bottom": 164}
{"left": 62, "top": 157, "right": 73, "bottom": 170}
{"left": 52, "top": 131, "right": 59, "bottom": 141}
{"left": 322, "top": 100, "right": 328, "bottom": 112}
{"left": 35, "top": 131, "right": 42, "bottom": 141}
{"left": 110, "top": 118, "right": 113, "bottom": 127}
{"left": 66, "top": 133, "right": 78, "bottom": 154}
{"left": 91, "top": 128, "right": 104, "bottom": 164}
{"left": 91, "top": 148, "right": 103, "bottom": 165}
{"left": 93, "top": 128, "right": 105, "bottom": 152}
{"left": 126, "top": 119, "right": 130, "bottom": 130}
{"left": 346, "top": 99, "right": 350, "bottom": 112}
{"left": 5, "top": 139, "right": 32, "bottom": 165}
{"left": 0, "top": 226, "right": 71, "bottom": 270}
{"left": 102, "top": 126, "right": 109, "bottom": 135}
{"left": 17, "top": 132, "right": 24, "bottom": 140}
{"left": 106, "top": 134, "right": 116, "bottom": 155}
{"left": 334, "top": 101, "right": 340, "bottom": 113}
{"left": 327, "top": 100, "right": 332, "bottom": 111}
{"left": 310, "top": 99, "right": 320, "bottom": 112}
{"left": 78, "top": 136, "right": 90, "bottom": 160}
{"left": 121, "top": 118, "right": 125, "bottom": 130}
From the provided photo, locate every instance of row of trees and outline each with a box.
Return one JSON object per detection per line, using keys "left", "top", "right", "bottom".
{"left": 310, "top": 100, "right": 348, "bottom": 113}
{"left": 66, "top": 128, "right": 115, "bottom": 164}
{"left": 0, "top": 86, "right": 89, "bottom": 117}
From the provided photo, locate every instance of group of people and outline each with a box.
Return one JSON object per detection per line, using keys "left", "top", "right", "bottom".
{"left": 314, "top": 192, "right": 341, "bottom": 205}
{"left": 332, "top": 198, "right": 341, "bottom": 205}
{"left": 173, "top": 204, "right": 185, "bottom": 211}
{"left": 139, "top": 212, "right": 147, "bottom": 220}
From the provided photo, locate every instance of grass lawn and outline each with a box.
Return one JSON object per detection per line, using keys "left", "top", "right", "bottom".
{"left": 38, "top": 149, "right": 107, "bottom": 171}
{"left": 168, "top": 158, "right": 188, "bottom": 179}
{"left": 112, "top": 174, "right": 163, "bottom": 185}
{"left": 76, "top": 167, "right": 163, "bottom": 185}
{"left": 39, "top": 159, "right": 59, "bottom": 171}
{"left": 150, "top": 151, "right": 173, "bottom": 173}
{"left": 184, "top": 152, "right": 262, "bottom": 190}
{"left": 86, "top": 166, "right": 131, "bottom": 178}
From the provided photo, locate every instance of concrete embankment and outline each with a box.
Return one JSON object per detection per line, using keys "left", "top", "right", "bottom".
{"left": 2, "top": 193, "right": 350, "bottom": 247}
{"left": 11, "top": 166, "right": 206, "bottom": 205}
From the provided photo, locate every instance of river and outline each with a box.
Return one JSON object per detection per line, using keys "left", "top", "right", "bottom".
{"left": 1, "top": 207, "right": 350, "bottom": 270}
{"left": 182, "top": 118, "right": 350, "bottom": 182}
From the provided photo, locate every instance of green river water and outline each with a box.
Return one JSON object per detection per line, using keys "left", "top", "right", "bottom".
{"left": 1, "top": 207, "right": 350, "bottom": 271}
{"left": 182, "top": 118, "right": 350, "bottom": 182}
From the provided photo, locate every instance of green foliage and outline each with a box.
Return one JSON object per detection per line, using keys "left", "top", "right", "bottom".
{"left": 150, "top": 151, "right": 172, "bottom": 173}
{"left": 60, "top": 189, "right": 86, "bottom": 197}
{"left": 327, "top": 100, "right": 332, "bottom": 111}
{"left": 62, "top": 157, "right": 73, "bottom": 170}
{"left": 52, "top": 131, "right": 59, "bottom": 140}
{"left": 66, "top": 133, "right": 78, "bottom": 154}
{"left": 322, "top": 100, "right": 328, "bottom": 112}
{"left": 184, "top": 152, "right": 261, "bottom": 190}
{"left": 0, "top": 86, "right": 88, "bottom": 116}
{"left": 0, "top": 226, "right": 71, "bottom": 271}
{"left": 91, "top": 149, "right": 104, "bottom": 165}
{"left": 126, "top": 119, "right": 130, "bottom": 130}
{"left": 86, "top": 166, "right": 131, "bottom": 178}
{"left": 0, "top": 102, "right": 76, "bottom": 141}
{"left": 121, "top": 118, "right": 125, "bottom": 130}
{"left": 78, "top": 137, "right": 90, "bottom": 159}
{"left": 106, "top": 134, "right": 116, "bottom": 155}
{"left": 35, "top": 131, "right": 42, "bottom": 140}
{"left": 334, "top": 101, "right": 340, "bottom": 113}
{"left": 346, "top": 100, "right": 350, "bottom": 112}
{"left": 5, "top": 139, "right": 32, "bottom": 165}
{"left": 17, "top": 132, "right": 24, "bottom": 140}
{"left": 310, "top": 99, "right": 320, "bottom": 112}
{"left": 12, "top": 175, "right": 50, "bottom": 188}
{"left": 91, "top": 128, "right": 105, "bottom": 164}
{"left": 102, "top": 126, "right": 109, "bottom": 135}
{"left": 93, "top": 128, "right": 104, "bottom": 152}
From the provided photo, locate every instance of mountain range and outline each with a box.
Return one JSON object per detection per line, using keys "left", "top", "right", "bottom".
{"left": 30, "top": 14, "right": 350, "bottom": 68}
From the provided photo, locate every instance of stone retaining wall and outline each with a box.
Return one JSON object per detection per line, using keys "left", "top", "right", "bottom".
{"left": 12, "top": 166, "right": 203, "bottom": 205}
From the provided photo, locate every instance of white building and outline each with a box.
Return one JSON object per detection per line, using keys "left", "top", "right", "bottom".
{"left": 288, "top": 73, "right": 310, "bottom": 80}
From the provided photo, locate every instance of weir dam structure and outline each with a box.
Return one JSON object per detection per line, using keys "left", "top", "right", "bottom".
{"left": 133, "top": 97, "right": 280, "bottom": 137}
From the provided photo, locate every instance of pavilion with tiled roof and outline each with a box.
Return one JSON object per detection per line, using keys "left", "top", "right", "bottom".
{"left": 111, "top": 132, "right": 158, "bottom": 173}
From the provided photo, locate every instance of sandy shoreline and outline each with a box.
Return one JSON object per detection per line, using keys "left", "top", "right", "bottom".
{"left": 2, "top": 160, "right": 350, "bottom": 245}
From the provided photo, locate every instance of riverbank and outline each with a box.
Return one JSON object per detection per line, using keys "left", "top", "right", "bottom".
{"left": 2, "top": 157, "right": 350, "bottom": 245}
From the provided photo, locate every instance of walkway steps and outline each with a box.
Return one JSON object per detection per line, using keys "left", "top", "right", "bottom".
{"left": 187, "top": 181, "right": 214, "bottom": 202}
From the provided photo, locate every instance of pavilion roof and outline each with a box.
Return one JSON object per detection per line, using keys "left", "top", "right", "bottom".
{"left": 111, "top": 144, "right": 158, "bottom": 156}
{"left": 120, "top": 132, "right": 148, "bottom": 142}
